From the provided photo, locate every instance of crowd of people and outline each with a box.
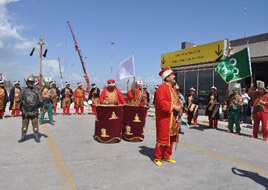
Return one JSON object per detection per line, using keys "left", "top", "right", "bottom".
{"left": 0, "top": 67, "right": 267, "bottom": 166}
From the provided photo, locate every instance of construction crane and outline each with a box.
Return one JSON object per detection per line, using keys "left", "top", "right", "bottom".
{"left": 67, "top": 21, "right": 90, "bottom": 92}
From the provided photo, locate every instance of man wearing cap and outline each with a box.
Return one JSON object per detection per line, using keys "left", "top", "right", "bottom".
{"left": 61, "top": 82, "right": 73, "bottom": 116}
{"left": 39, "top": 81, "right": 54, "bottom": 125}
{"left": 88, "top": 83, "right": 100, "bottom": 115}
{"left": 186, "top": 87, "right": 199, "bottom": 126}
{"left": 153, "top": 67, "right": 182, "bottom": 166}
{"left": 9, "top": 81, "right": 21, "bottom": 117}
{"left": 100, "top": 79, "right": 125, "bottom": 105}
{"left": 51, "top": 81, "right": 60, "bottom": 116}
{"left": 0, "top": 80, "right": 8, "bottom": 119}
{"left": 74, "top": 82, "right": 86, "bottom": 116}
{"left": 227, "top": 83, "right": 243, "bottom": 134}
{"left": 205, "top": 86, "right": 221, "bottom": 129}
{"left": 18, "top": 75, "right": 42, "bottom": 143}
{"left": 248, "top": 81, "right": 268, "bottom": 141}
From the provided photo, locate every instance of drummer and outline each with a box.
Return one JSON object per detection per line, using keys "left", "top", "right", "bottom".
{"left": 100, "top": 79, "right": 126, "bottom": 105}
{"left": 186, "top": 87, "right": 199, "bottom": 126}
{"left": 206, "top": 86, "right": 221, "bottom": 129}
{"left": 126, "top": 81, "right": 147, "bottom": 106}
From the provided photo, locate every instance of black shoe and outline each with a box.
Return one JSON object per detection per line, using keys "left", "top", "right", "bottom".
{"left": 179, "top": 131, "right": 184, "bottom": 135}
{"left": 34, "top": 133, "right": 40, "bottom": 143}
{"left": 18, "top": 132, "right": 26, "bottom": 143}
{"left": 18, "top": 137, "right": 26, "bottom": 143}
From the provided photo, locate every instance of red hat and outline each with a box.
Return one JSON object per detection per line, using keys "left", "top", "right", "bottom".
{"left": 159, "top": 67, "right": 174, "bottom": 80}
{"left": 77, "top": 82, "right": 82, "bottom": 86}
{"left": 107, "top": 79, "right": 115, "bottom": 86}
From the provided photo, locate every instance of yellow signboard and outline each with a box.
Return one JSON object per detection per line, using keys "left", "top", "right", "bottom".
{"left": 161, "top": 40, "right": 228, "bottom": 68}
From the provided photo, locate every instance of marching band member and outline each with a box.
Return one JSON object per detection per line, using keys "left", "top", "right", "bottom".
{"left": 9, "top": 80, "right": 21, "bottom": 117}
{"left": 51, "top": 81, "right": 60, "bottom": 116}
{"left": 100, "top": 79, "right": 125, "bottom": 105}
{"left": 61, "top": 82, "right": 73, "bottom": 116}
{"left": 0, "top": 80, "right": 8, "bottom": 119}
{"left": 18, "top": 75, "right": 42, "bottom": 143}
{"left": 73, "top": 82, "right": 86, "bottom": 116}
{"left": 153, "top": 67, "right": 182, "bottom": 166}
{"left": 126, "top": 81, "right": 147, "bottom": 106}
{"left": 88, "top": 83, "right": 100, "bottom": 115}
{"left": 205, "top": 86, "right": 221, "bottom": 129}
{"left": 186, "top": 87, "right": 199, "bottom": 126}
{"left": 227, "top": 83, "right": 243, "bottom": 134}
{"left": 248, "top": 81, "right": 268, "bottom": 141}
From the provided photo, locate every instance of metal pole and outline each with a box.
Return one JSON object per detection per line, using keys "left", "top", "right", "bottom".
{"left": 197, "top": 68, "right": 199, "bottom": 95}
{"left": 111, "top": 42, "right": 115, "bottom": 76}
{"left": 244, "top": 5, "right": 247, "bottom": 38}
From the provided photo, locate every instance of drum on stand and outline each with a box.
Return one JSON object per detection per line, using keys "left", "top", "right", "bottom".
{"left": 94, "top": 105, "right": 123, "bottom": 143}
{"left": 123, "top": 105, "right": 147, "bottom": 142}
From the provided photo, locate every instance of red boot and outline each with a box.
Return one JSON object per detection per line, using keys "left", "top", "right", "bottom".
{"left": 16, "top": 109, "right": 20, "bottom": 117}
{"left": 67, "top": 107, "right": 70, "bottom": 115}
{"left": 63, "top": 107, "right": 66, "bottom": 116}
{"left": 11, "top": 109, "right": 15, "bottom": 117}
{"left": 194, "top": 118, "right": 198, "bottom": 126}
{"left": 53, "top": 107, "right": 56, "bottom": 116}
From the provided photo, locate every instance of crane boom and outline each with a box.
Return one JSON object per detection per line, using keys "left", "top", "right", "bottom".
{"left": 67, "top": 21, "right": 90, "bottom": 92}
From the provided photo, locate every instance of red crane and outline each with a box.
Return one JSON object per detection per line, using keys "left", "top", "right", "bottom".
{"left": 67, "top": 21, "right": 90, "bottom": 92}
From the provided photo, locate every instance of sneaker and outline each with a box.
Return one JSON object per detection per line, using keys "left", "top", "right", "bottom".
{"left": 50, "top": 122, "right": 55, "bottom": 126}
{"left": 163, "top": 158, "right": 176, "bottom": 164}
{"left": 153, "top": 160, "right": 162, "bottom": 166}
{"left": 235, "top": 132, "right": 240, "bottom": 136}
{"left": 263, "top": 138, "right": 267, "bottom": 141}
{"left": 39, "top": 122, "right": 44, "bottom": 125}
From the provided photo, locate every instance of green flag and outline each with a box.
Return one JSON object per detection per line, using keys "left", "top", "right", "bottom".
{"left": 215, "top": 47, "right": 252, "bottom": 83}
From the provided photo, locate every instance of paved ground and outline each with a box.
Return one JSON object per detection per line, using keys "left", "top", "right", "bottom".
{"left": 0, "top": 107, "right": 268, "bottom": 190}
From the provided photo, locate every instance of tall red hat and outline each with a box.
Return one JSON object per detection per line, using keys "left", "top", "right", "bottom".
{"left": 159, "top": 67, "right": 174, "bottom": 80}
{"left": 107, "top": 79, "right": 115, "bottom": 86}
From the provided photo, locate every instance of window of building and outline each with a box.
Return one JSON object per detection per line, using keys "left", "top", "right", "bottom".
{"left": 198, "top": 69, "right": 213, "bottom": 109}
{"left": 185, "top": 70, "right": 198, "bottom": 96}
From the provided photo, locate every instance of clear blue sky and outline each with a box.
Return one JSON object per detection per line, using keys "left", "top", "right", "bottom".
{"left": 1, "top": 0, "right": 268, "bottom": 90}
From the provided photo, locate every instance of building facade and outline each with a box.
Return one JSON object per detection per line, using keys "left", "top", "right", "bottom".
{"left": 162, "top": 32, "right": 268, "bottom": 109}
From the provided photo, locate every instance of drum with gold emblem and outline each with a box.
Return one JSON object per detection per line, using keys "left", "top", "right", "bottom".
{"left": 94, "top": 105, "right": 124, "bottom": 143}
{"left": 122, "top": 105, "right": 147, "bottom": 142}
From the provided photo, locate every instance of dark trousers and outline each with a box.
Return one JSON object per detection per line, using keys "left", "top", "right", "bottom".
{"left": 241, "top": 104, "right": 249, "bottom": 122}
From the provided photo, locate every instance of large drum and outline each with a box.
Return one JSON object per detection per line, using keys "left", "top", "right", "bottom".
{"left": 205, "top": 103, "right": 220, "bottom": 119}
{"left": 94, "top": 105, "right": 123, "bottom": 143}
{"left": 187, "top": 103, "right": 198, "bottom": 116}
{"left": 122, "top": 105, "right": 147, "bottom": 142}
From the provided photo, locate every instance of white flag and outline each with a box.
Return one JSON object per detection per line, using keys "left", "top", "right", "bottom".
{"left": 117, "top": 55, "right": 135, "bottom": 80}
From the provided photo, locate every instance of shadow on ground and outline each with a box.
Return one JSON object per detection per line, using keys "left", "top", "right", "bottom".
{"left": 139, "top": 146, "right": 154, "bottom": 161}
{"left": 231, "top": 167, "right": 268, "bottom": 188}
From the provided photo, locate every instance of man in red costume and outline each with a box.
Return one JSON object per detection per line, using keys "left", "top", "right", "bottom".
{"left": 153, "top": 67, "right": 182, "bottom": 166}
{"left": 74, "top": 82, "right": 86, "bottom": 116}
{"left": 127, "top": 81, "right": 147, "bottom": 106}
{"left": 9, "top": 80, "right": 21, "bottom": 117}
{"left": 205, "top": 86, "right": 221, "bottom": 129}
{"left": 249, "top": 80, "right": 268, "bottom": 141}
{"left": 100, "top": 79, "right": 126, "bottom": 105}
{"left": 51, "top": 81, "right": 60, "bottom": 116}
{"left": 61, "top": 82, "right": 73, "bottom": 116}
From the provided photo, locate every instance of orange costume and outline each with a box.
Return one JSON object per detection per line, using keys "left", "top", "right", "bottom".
{"left": 100, "top": 79, "right": 126, "bottom": 105}
{"left": 9, "top": 81, "right": 21, "bottom": 117}
{"left": 51, "top": 82, "right": 59, "bottom": 116}
{"left": 154, "top": 67, "right": 182, "bottom": 165}
{"left": 127, "top": 88, "right": 147, "bottom": 106}
{"left": 74, "top": 82, "right": 86, "bottom": 115}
